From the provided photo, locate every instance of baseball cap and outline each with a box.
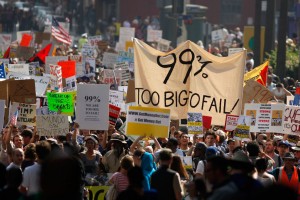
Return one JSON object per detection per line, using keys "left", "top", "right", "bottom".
{"left": 278, "top": 140, "right": 291, "bottom": 147}
{"left": 205, "top": 146, "right": 219, "bottom": 158}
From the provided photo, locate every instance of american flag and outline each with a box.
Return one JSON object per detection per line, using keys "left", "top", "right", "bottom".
{"left": 10, "top": 108, "right": 19, "bottom": 126}
{"left": 0, "top": 63, "right": 6, "bottom": 79}
{"left": 51, "top": 17, "right": 72, "bottom": 45}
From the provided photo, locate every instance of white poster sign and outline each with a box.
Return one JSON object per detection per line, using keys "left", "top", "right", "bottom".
{"left": 10, "top": 102, "right": 36, "bottom": 126}
{"left": 8, "top": 64, "right": 30, "bottom": 75}
{"left": 109, "top": 90, "right": 124, "bottom": 107}
{"left": 76, "top": 84, "right": 110, "bottom": 130}
{"left": 147, "top": 30, "right": 163, "bottom": 42}
{"left": 102, "top": 52, "right": 118, "bottom": 69}
{"left": 36, "top": 115, "right": 69, "bottom": 136}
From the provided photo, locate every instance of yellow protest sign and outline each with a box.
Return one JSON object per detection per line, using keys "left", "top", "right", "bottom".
{"left": 86, "top": 186, "right": 109, "bottom": 200}
{"left": 126, "top": 106, "right": 170, "bottom": 138}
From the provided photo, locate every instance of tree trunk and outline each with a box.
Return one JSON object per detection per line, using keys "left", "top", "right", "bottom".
{"left": 254, "top": 0, "right": 262, "bottom": 66}
{"left": 264, "top": 0, "right": 276, "bottom": 57}
{"left": 276, "top": 0, "right": 288, "bottom": 81}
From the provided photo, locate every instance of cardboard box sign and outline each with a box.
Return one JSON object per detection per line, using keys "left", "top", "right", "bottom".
{"left": 0, "top": 79, "right": 36, "bottom": 106}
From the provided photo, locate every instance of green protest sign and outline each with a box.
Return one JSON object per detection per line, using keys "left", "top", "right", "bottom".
{"left": 47, "top": 92, "right": 74, "bottom": 115}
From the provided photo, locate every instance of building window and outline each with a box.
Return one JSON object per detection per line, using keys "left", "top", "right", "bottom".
{"left": 220, "top": 0, "right": 243, "bottom": 25}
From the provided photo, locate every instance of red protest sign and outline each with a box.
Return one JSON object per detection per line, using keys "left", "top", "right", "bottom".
{"left": 109, "top": 104, "right": 121, "bottom": 125}
{"left": 57, "top": 61, "right": 76, "bottom": 78}
{"left": 202, "top": 115, "right": 212, "bottom": 129}
{"left": 224, "top": 114, "right": 239, "bottom": 132}
{"left": 20, "top": 34, "right": 32, "bottom": 47}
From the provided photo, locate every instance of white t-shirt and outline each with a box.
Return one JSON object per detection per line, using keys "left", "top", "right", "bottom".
{"left": 195, "top": 160, "right": 205, "bottom": 175}
{"left": 22, "top": 163, "right": 41, "bottom": 195}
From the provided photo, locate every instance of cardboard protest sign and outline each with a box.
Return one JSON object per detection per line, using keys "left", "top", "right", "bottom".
{"left": 64, "top": 75, "right": 77, "bottom": 91}
{"left": 102, "top": 52, "right": 118, "bottom": 69}
{"left": 45, "top": 56, "right": 68, "bottom": 74}
{"left": 109, "top": 104, "right": 121, "bottom": 125}
{"left": 243, "top": 79, "right": 273, "bottom": 105}
{"left": 47, "top": 92, "right": 74, "bottom": 115}
{"left": 147, "top": 29, "right": 163, "bottom": 42}
{"left": 82, "top": 57, "right": 95, "bottom": 76}
{"left": 9, "top": 102, "right": 36, "bottom": 126}
{"left": 114, "top": 62, "right": 131, "bottom": 82}
{"left": 234, "top": 115, "right": 251, "bottom": 141}
{"left": 180, "top": 156, "right": 192, "bottom": 169}
{"left": 211, "top": 29, "right": 226, "bottom": 43}
{"left": 157, "top": 38, "right": 171, "bottom": 52}
{"left": 102, "top": 69, "right": 121, "bottom": 85}
{"left": 81, "top": 44, "right": 95, "bottom": 57}
{"left": 287, "top": 95, "right": 295, "bottom": 105}
{"left": 283, "top": 105, "right": 300, "bottom": 136}
{"left": 134, "top": 39, "right": 246, "bottom": 125}
{"left": 36, "top": 115, "right": 69, "bottom": 136}
{"left": 34, "top": 32, "right": 51, "bottom": 44}
{"left": 0, "top": 79, "right": 36, "bottom": 106}
{"left": 76, "top": 84, "right": 109, "bottom": 130}
{"left": 126, "top": 106, "right": 170, "bottom": 137}
{"left": 244, "top": 103, "right": 284, "bottom": 133}
{"left": 8, "top": 64, "right": 30, "bottom": 75}
{"left": 224, "top": 114, "right": 239, "bottom": 131}
{"left": 16, "top": 46, "right": 35, "bottom": 60}
{"left": 126, "top": 80, "right": 135, "bottom": 103}
{"left": 187, "top": 112, "right": 203, "bottom": 134}
{"left": 0, "top": 100, "right": 5, "bottom": 129}
{"left": 57, "top": 60, "right": 76, "bottom": 78}
{"left": 68, "top": 55, "right": 82, "bottom": 63}
{"left": 49, "top": 64, "right": 63, "bottom": 92}
{"left": 7, "top": 72, "right": 50, "bottom": 97}
{"left": 20, "top": 34, "right": 32, "bottom": 47}
{"left": 88, "top": 35, "right": 102, "bottom": 47}
{"left": 109, "top": 90, "right": 124, "bottom": 107}
{"left": 119, "top": 27, "right": 135, "bottom": 44}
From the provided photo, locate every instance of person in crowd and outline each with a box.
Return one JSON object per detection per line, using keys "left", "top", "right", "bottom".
{"left": 79, "top": 135, "right": 102, "bottom": 177}
{"left": 272, "top": 83, "right": 293, "bottom": 103}
{"left": 109, "top": 155, "right": 134, "bottom": 193}
{"left": 151, "top": 148, "right": 183, "bottom": 200}
{"left": 179, "top": 132, "right": 190, "bottom": 154}
{"left": 291, "top": 141, "right": 300, "bottom": 167}
{"left": 265, "top": 139, "right": 282, "bottom": 169}
{"left": 270, "top": 152, "right": 300, "bottom": 193}
{"left": 245, "top": 52, "right": 254, "bottom": 72}
{"left": 267, "top": 75, "right": 276, "bottom": 92}
{"left": 6, "top": 148, "right": 24, "bottom": 170}
{"left": 133, "top": 148, "right": 156, "bottom": 191}
{"left": 191, "top": 142, "right": 207, "bottom": 172}
{"left": 170, "top": 155, "right": 189, "bottom": 182}
{"left": 20, "top": 141, "right": 51, "bottom": 196}
{"left": 195, "top": 146, "right": 220, "bottom": 179}
{"left": 21, "top": 143, "right": 36, "bottom": 171}
{"left": 21, "top": 129, "right": 33, "bottom": 148}
{"left": 0, "top": 167, "right": 24, "bottom": 200}
{"left": 255, "top": 158, "right": 276, "bottom": 187}
{"left": 102, "top": 134, "right": 128, "bottom": 173}
{"left": 205, "top": 156, "right": 238, "bottom": 200}
{"left": 277, "top": 141, "right": 290, "bottom": 161}
{"left": 204, "top": 130, "right": 217, "bottom": 148}
{"left": 226, "top": 139, "right": 235, "bottom": 159}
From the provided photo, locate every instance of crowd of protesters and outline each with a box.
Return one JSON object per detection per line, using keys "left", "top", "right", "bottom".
{"left": 1, "top": 12, "right": 300, "bottom": 200}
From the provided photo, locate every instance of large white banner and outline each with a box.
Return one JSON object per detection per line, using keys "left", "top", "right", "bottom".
{"left": 284, "top": 105, "right": 300, "bottom": 136}
{"left": 76, "top": 84, "right": 109, "bottom": 130}
{"left": 244, "top": 103, "right": 285, "bottom": 133}
{"left": 134, "top": 39, "right": 246, "bottom": 125}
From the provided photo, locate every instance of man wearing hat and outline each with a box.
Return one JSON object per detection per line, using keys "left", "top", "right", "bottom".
{"left": 277, "top": 141, "right": 291, "bottom": 161}
{"left": 270, "top": 152, "right": 300, "bottom": 193}
{"left": 292, "top": 141, "right": 300, "bottom": 167}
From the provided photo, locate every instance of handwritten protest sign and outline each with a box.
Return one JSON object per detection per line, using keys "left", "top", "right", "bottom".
{"left": 76, "top": 84, "right": 109, "bottom": 130}
{"left": 36, "top": 115, "right": 69, "bottom": 136}
{"left": 126, "top": 106, "right": 170, "bottom": 138}
{"left": 47, "top": 92, "right": 74, "bottom": 115}
{"left": 234, "top": 115, "right": 251, "bottom": 141}
{"left": 10, "top": 102, "right": 36, "bottom": 126}
{"left": 50, "top": 64, "right": 63, "bottom": 92}
{"left": 109, "top": 104, "right": 121, "bottom": 125}
{"left": 81, "top": 44, "right": 95, "bottom": 57}
{"left": 103, "top": 69, "right": 121, "bottom": 85}
{"left": 147, "top": 29, "right": 163, "bottom": 42}
{"left": 187, "top": 112, "right": 203, "bottom": 134}
{"left": 88, "top": 35, "right": 102, "bottom": 47}
{"left": 114, "top": 62, "right": 131, "bottom": 82}
{"left": 45, "top": 56, "right": 68, "bottom": 74}
{"left": 109, "top": 90, "right": 123, "bottom": 107}
{"left": 134, "top": 39, "right": 246, "bottom": 125}
{"left": 244, "top": 103, "right": 284, "bottom": 133}
{"left": 7, "top": 72, "right": 50, "bottom": 97}
{"left": 102, "top": 52, "right": 118, "bottom": 69}
{"left": 283, "top": 105, "right": 300, "bottom": 136}
{"left": 211, "top": 29, "right": 226, "bottom": 43}
{"left": 224, "top": 114, "right": 239, "bottom": 131}
{"left": 8, "top": 64, "right": 30, "bottom": 75}
{"left": 243, "top": 79, "right": 273, "bottom": 105}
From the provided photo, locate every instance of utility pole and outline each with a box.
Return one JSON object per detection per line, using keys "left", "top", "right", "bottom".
{"left": 276, "top": 0, "right": 288, "bottom": 81}
{"left": 254, "top": 0, "right": 262, "bottom": 66}
{"left": 264, "top": 0, "right": 276, "bottom": 58}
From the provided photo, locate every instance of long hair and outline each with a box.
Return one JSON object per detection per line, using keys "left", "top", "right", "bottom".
{"left": 170, "top": 155, "right": 189, "bottom": 180}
